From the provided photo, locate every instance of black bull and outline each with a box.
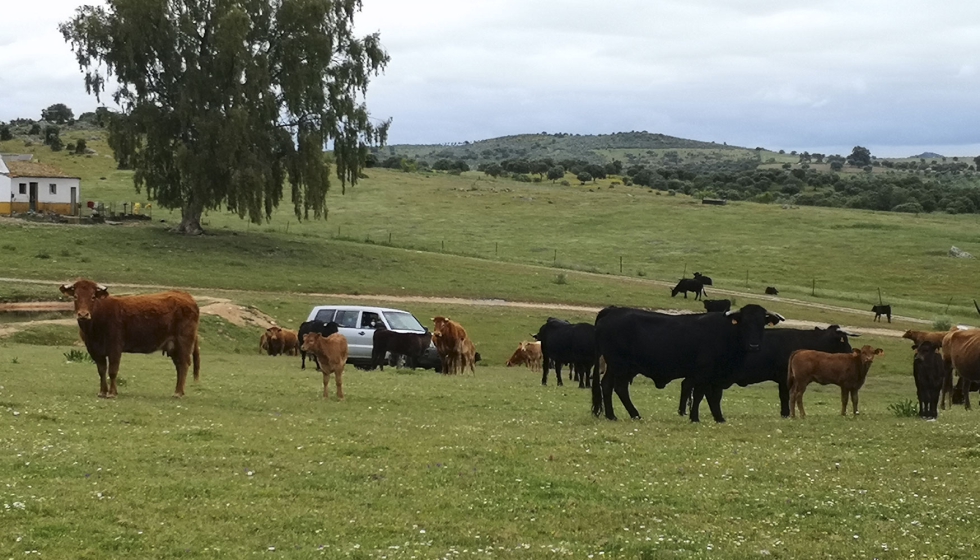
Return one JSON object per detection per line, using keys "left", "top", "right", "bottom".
{"left": 593, "top": 305, "right": 784, "bottom": 422}
{"left": 677, "top": 325, "right": 856, "bottom": 418}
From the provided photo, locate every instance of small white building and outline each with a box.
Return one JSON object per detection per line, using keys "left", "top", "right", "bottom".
{"left": 0, "top": 158, "right": 81, "bottom": 216}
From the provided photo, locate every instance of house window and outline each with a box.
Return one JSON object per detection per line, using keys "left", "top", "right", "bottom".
{"left": 18, "top": 183, "right": 26, "bottom": 195}
{"left": 49, "top": 184, "right": 57, "bottom": 195}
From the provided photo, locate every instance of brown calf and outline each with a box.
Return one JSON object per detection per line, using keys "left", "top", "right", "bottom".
{"left": 60, "top": 279, "right": 201, "bottom": 398}
{"left": 506, "top": 341, "right": 543, "bottom": 372}
{"left": 902, "top": 329, "right": 949, "bottom": 350}
{"left": 432, "top": 316, "right": 469, "bottom": 374}
{"left": 259, "top": 332, "right": 270, "bottom": 354}
{"left": 788, "top": 345, "right": 884, "bottom": 418}
{"left": 300, "top": 332, "right": 348, "bottom": 399}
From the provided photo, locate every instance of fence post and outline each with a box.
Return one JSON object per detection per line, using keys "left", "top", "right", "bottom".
{"left": 495, "top": 242, "right": 498, "bottom": 257}
{"left": 388, "top": 232, "right": 392, "bottom": 245}
{"left": 554, "top": 249, "right": 557, "bottom": 265}
{"left": 442, "top": 240, "right": 445, "bottom": 252}
{"left": 620, "top": 256, "right": 623, "bottom": 274}
{"left": 812, "top": 279, "right": 816, "bottom": 296}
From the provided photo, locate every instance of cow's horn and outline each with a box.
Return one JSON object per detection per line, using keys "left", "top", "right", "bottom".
{"left": 771, "top": 312, "right": 786, "bottom": 321}
{"left": 724, "top": 310, "right": 735, "bottom": 316}
{"left": 96, "top": 284, "right": 108, "bottom": 291}
{"left": 61, "top": 283, "right": 73, "bottom": 290}
{"left": 844, "top": 331, "right": 861, "bottom": 338}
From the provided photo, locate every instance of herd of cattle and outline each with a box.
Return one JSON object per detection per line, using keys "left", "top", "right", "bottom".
{"left": 55, "top": 278, "right": 980, "bottom": 422}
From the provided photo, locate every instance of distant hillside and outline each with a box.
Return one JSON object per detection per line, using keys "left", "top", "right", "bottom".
{"left": 912, "top": 152, "right": 944, "bottom": 159}
{"left": 382, "top": 131, "right": 754, "bottom": 167}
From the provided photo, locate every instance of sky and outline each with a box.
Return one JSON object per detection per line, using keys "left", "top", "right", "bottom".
{"left": 2, "top": 0, "right": 979, "bottom": 157}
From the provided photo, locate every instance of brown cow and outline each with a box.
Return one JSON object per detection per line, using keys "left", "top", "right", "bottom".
{"left": 281, "top": 329, "right": 300, "bottom": 356}
{"left": 432, "top": 316, "right": 469, "bottom": 374}
{"left": 300, "top": 333, "right": 348, "bottom": 399}
{"left": 259, "top": 332, "right": 270, "bottom": 354}
{"left": 913, "top": 341, "right": 944, "bottom": 419}
{"left": 787, "top": 345, "right": 884, "bottom": 418}
{"left": 902, "top": 329, "right": 949, "bottom": 350}
{"left": 460, "top": 337, "right": 478, "bottom": 374}
{"left": 60, "top": 279, "right": 201, "bottom": 398}
{"left": 263, "top": 326, "right": 285, "bottom": 356}
{"left": 506, "top": 341, "right": 543, "bottom": 372}
{"left": 942, "top": 328, "right": 980, "bottom": 410}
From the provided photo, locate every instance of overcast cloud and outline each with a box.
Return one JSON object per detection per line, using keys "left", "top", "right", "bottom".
{"left": 2, "top": 0, "right": 979, "bottom": 156}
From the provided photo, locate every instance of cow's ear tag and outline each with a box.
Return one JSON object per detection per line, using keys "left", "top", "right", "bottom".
{"left": 731, "top": 319, "right": 738, "bottom": 325}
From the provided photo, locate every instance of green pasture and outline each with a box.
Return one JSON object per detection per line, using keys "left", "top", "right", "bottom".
{"left": 2, "top": 306, "right": 978, "bottom": 559}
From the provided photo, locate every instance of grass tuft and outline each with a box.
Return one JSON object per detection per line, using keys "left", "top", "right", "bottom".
{"left": 887, "top": 398, "right": 918, "bottom": 417}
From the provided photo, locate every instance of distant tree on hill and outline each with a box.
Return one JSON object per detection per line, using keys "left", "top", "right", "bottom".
{"left": 29, "top": 123, "right": 41, "bottom": 135}
{"left": 484, "top": 163, "right": 503, "bottom": 177}
{"left": 846, "top": 146, "right": 872, "bottom": 167}
{"left": 43, "top": 126, "right": 64, "bottom": 151}
{"left": 529, "top": 160, "right": 549, "bottom": 177}
{"left": 546, "top": 166, "right": 565, "bottom": 183}
{"left": 41, "top": 103, "right": 74, "bottom": 124}
{"left": 576, "top": 171, "right": 592, "bottom": 184}
{"left": 812, "top": 153, "right": 825, "bottom": 164}
{"left": 605, "top": 159, "right": 624, "bottom": 175}
{"left": 75, "top": 138, "right": 87, "bottom": 154}
{"left": 830, "top": 161, "right": 843, "bottom": 172}
{"left": 584, "top": 163, "right": 606, "bottom": 180}
{"left": 0, "top": 124, "right": 11, "bottom": 141}
{"left": 60, "top": 0, "right": 390, "bottom": 234}
{"left": 974, "top": 155, "right": 980, "bottom": 169}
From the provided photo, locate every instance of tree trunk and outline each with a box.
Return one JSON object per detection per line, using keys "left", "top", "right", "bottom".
{"left": 174, "top": 199, "right": 204, "bottom": 235}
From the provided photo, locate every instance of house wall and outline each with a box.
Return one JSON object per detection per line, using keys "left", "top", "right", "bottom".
{"left": 5, "top": 176, "right": 81, "bottom": 215}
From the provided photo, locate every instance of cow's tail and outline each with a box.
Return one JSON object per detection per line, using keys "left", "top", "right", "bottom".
{"left": 786, "top": 351, "right": 796, "bottom": 392}
{"left": 192, "top": 336, "right": 201, "bottom": 381}
{"left": 592, "top": 351, "right": 604, "bottom": 417}
{"left": 974, "top": 299, "right": 980, "bottom": 317}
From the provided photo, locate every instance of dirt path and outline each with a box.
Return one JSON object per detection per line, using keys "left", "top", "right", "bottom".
{"left": 1, "top": 277, "right": 914, "bottom": 340}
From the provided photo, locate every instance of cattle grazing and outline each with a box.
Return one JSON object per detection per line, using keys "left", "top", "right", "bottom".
{"left": 298, "top": 321, "right": 340, "bottom": 369}
{"left": 60, "top": 279, "right": 201, "bottom": 398}
{"left": 593, "top": 305, "right": 784, "bottom": 422}
{"left": 533, "top": 318, "right": 596, "bottom": 388}
{"left": 671, "top": 278, "right": 706, "bottom": 300}
{"left": 787, "top": 345, "right": 884, "bottom": 418}
{"left": 693, "top": 272, "right": 713, "bottom": 286}
{"left": 678, "top": 325, "right": 856, "bottom": 418}
{"left": 702, "top": 299, "right": 731, "bottom": 313}
{"left": 902, "top": 329, "right": 948, "bottom": 350}
{"left": 872, "top": 304, "right": 892, "bottom": 323}
{"left": 460, "top": 337, "right": 478, "bottom": 374}
{"left": 432, "top": 316, "right": 469, "bottom": 374}
{"left": 371, "top": 327, "right": 432, "bottom": 370}
{"left": 506, "top": 341, "right": 543, "bottom": 372}
{"left": 300, "top": 333, "right": 348, "bottom": 399}
{"left": 263, "top": 326, "right": 285, "bottom": 356}
{"left": 942, "top": 329, "right": 980, "bottom": 409}
{"left": 913, "top": 341, "right": 944, "bottom": 419}
{"left": 765, "top": 286, "right": 779, "bottom": 296}
{"left": 259, "top": 332, "right": 270, "bottom": 354}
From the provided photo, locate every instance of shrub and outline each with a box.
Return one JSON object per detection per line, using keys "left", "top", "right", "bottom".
{"left": 559, "top": 180, "right": 570, "bottom": 186}
{"left": 933, "top": 316, "right": 952, "bottom": 331}
{"left": 64, "top": 349, "right": 94, "bottom": 363}
{"left": 553, "top": 273, "right": 568, "bottom": 285}
{"left": 887, "top": 399, "right": 918, "bottom": 418}
{"left": 75, "top": 138, "right": 87, "bottom": 154}
{"left": 35, "top": 251, "right": 51, "bottom": 259}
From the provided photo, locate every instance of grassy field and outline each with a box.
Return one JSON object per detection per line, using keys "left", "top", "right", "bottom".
{"left": 2, "top": 307, "right": 978, "bottom": 559}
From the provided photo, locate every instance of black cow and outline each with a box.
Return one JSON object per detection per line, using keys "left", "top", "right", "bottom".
{"left": 950, "top": 376, "right": 980, "bottom": 405}
{"left": 693, "top": 272, "right": 713, "bottom": 286}
{"left": 914, "top": 341, "right": 944, "bottom": 419}
{"left": 702, "top": 299, "right": 731, "bottom": 313}
{"left": 533, "top": 318, "right": 596, "bottom": 388}
{"left": 671, "top": 278, "right": 706, "bottom": 300}
{"left": 872, "top": 304, "right": 892, "bottom": 323}
{"left": 298, "top": 321, "right": 340, "bottom": 369}
{"left": 372, "top": 328, "right": 432, "bottom": 370}
{"left": 765, "top": 286, "right": 779, "bottom": 295}
{"left": 593, "top": 305, "right": 784, "bottom": 422}
{"left": 678, "top": 325, "right": 856, "bottom": 418}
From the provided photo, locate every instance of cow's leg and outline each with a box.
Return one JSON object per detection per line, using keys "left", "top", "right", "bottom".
{"left": 840, "top": 387, "right": 849, "bottom": 416}
{"left": 963, "top": 379, "right": 972, "bottom": 410}
{"left": 578, "top": 363, "right": 587, "bottom": 389}
{"left": 555, "top": 363, "right": 564, "bottom": 387}
{"left": 541, "top": 356, "right": 549, "bottom": 385}
{"left": 602, "top": 370, "right": 617, "bottom": 420}
{"left": 322, "top": 371, "right": 330, "bottom": 399}
{"left": 335, "top": 369, "right": 344, "bottom": 400}
{"left": 613, "top": 377, "right": 641, "bottom": 419}
{"left": 678, "top": 378, "right": 693, "bottom": 416}
{"left": 689, "top": 385, "right": 706, "bottom": 422}
{"left": 706, "top": 385, "right": 725, "bottom": 423}
{"left": 301, "top": 350, "right": 307, "bottom": 370}
{"left": 94, "top": 355, "right": 109, "bottom": 398}
{"left": 850, "top": 389, "right": 860, "bottom": 415}
{"left": 792, "top": 383, "right": 807, "bottom": 419}
{"left": 778, "top": 381, "right": 791, "bottom": 418}
{"left": 172, "top": 350, "right": 189, "bottom": 398}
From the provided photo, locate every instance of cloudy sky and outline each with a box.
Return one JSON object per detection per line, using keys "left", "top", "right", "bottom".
{"left": 2, "top": 0, "right": 979, "bottom": 156}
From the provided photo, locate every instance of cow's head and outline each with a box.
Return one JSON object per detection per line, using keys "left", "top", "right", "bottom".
{"left": 506, "top": 343, "right": 528, "bottom": 367}
{"left": 725, "top": 304, "right": 784, "bottom": 352}
{"left": 60, "top": 279, "right": 109, "bottom": 321}
{"left": 432, "top": 316, "right": 450, "bottom": 331}
{"left": 915, "top": 341, "right": 938, "bottom": 356}
{"left": 821, "top": 325, "right": 856, "bottom": 352}
{"left": 855, "top": 345, "right": 884, "bottom": 368}
{"left": 266, "top": 326, "right": 283, "bottom": 341}
{"left": 300, "top": 332, "right": 321, "bottom": 352}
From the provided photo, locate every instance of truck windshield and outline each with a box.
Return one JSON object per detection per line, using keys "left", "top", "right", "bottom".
{"left": 384, "top": 311, "right": 425, "bottom": 332}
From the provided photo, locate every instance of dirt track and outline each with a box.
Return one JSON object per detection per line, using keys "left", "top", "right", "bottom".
{"left": 0, "top": 276, "right": 918, "bottom": 340}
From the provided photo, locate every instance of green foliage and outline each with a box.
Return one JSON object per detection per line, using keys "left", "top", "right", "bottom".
{"left": 553, "top": 272, "right": 568, "bottom": 285}
{"left": 60, "top": 0, "right": 390, "bottom": 234}
{"left": 43, "top": 125, "right": 63, "bottom": 151}
{"left": 847, "top": 146, "right": 872, "bottom": 167}
{"left": 576, "top": 171, "right": 592, "bottom": 184}
{"left": 0, "top": 124, "right": 11, "bottom": 141}
{"left": 887, "top": 399, "right": 918, "bottom": 417}
{"left": 932, "top": 316, "right": 953, "bottom": 331}
{"left": 41, "top": 103, "right": 74, "bottom": 124}
{"left": 64, "top": 349, "right": 94, "bottom": 363}
{"left": 74, "top": 138, "right": 87, "bottom": 155}
{"left": 546, "top": 165, "right": 565, "bottom": 183}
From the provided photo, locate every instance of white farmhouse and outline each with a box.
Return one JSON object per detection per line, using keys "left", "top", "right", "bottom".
{"left": 0, "top": 158, "right": 81, "bottom": 216}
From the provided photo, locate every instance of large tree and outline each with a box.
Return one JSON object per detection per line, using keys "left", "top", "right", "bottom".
{"left": 41, "top": 103, "right": 75, "bottom": 124}
{"left": 60, "top": 0, "right": 389, "bottom": 234}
